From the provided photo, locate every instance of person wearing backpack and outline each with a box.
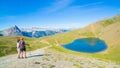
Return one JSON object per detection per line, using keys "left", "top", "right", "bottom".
{"left": 19, "top": 37, "right": 26, "bottom": 58}
{"left": 17, "top": 39, "right": 20, "bottom": 59}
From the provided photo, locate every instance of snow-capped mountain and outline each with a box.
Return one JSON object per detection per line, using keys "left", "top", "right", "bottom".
{"left": 2, "top": 26, "right": 69, "bottom": 38}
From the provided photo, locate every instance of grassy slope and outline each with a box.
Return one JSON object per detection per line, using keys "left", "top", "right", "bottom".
{"left": 0, "top": 36, "right": 49, "bottom": 57}
{"left": 39, "top": 14, "right": 120, "bottom": 64}
{"left": 0, "top": 14, "right": 120, "bottom": 63}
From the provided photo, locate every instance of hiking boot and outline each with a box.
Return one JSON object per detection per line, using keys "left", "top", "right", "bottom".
{"left": 17, "top": 57, "right": 20, "bottom": 59}
{"left": 21, "top": 57, "right": 24, "bottom": 59}
{"left": 24, "top": 57, "right": 27, "bottom": 59}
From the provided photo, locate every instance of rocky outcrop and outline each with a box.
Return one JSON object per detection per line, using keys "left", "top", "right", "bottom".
{"left": 22, "top": 27, "right": 69, "bottom": 38}
{"left": 3, "top": 25, "right": 23, "bottom": 36}
{"left": 2, "top": 26, "right": 69, "bottom": 38}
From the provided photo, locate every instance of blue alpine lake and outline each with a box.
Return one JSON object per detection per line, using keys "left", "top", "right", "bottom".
{"left": 62, "top": 37, "right": 107, "bottom": 53}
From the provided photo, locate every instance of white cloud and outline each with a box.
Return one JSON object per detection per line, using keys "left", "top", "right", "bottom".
{"left": 72, "top": 2, "right": 103, "bottom": 8}
{"left": 44, "top": 0, "right": 74, "bottom": 13}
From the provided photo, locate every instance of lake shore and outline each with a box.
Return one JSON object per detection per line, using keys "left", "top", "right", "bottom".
{"left": 0, "top": 46, "right": 120, "bottom": 68}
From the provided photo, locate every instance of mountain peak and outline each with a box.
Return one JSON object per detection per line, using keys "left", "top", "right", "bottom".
{"left": 13, "top": 25, "right": 20, "bottom": 30}
{"left": 3, "top": 25, "right": 23, "bottom": 36}
{"left": 2, "top": 26, "right": 69, "bottom": 37}
{"left": 14, "top": 25, "right": 18, "bottom": 28}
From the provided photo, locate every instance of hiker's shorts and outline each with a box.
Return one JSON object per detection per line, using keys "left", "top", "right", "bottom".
{"left": 20, "top": 46, "right": 26, "bottom": 51}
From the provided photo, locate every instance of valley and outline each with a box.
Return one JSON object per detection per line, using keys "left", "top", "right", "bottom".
{"left": 0, "top": 14, "right": 120, "bottom": 68}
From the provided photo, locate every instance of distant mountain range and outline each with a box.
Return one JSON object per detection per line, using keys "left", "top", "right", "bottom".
{"left": 0, "top": 14, "right": 120, "bottom": 63}
{"left": 0, "top": 26, "right": 69, "bottom": 38}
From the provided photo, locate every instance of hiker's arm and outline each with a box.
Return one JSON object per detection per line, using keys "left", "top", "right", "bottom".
{"left": 24, "top": 41, "right": 30, "bottom": 46}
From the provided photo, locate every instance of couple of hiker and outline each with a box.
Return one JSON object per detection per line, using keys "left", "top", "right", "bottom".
{"left": 17, "top": 37, "right": 27, "bottom": 59}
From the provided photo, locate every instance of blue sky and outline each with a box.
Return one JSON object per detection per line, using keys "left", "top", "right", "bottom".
{"left": 0, "top": 0, "right": 120, "bottom": 30}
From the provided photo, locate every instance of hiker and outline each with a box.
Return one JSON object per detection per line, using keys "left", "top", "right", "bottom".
{"left": 19, "top": 37, "right": 27, "bottom": 58}
{"left": 17, "top": 39, "right": 20, "bottom": 59}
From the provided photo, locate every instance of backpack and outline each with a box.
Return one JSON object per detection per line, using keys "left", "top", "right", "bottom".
{"left": 19, "top": 41, "right": 25, "bottom": 49}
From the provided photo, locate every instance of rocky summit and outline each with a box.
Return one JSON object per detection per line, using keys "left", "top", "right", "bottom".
{"left": 1, "top": 25, "right": 69, "bottom": 38}
{"left": 3, "top": 25, "right": 23, "bottom": 36}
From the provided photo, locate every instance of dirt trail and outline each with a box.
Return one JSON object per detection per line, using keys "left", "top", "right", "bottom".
{"left": 0, "top": 46, "right": 51, "bottom": 68}
{"left": 0, "top": 46, "right": 120, "bottom": 68}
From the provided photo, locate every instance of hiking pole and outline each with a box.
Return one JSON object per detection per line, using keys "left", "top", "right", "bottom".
{"left": 28, "top": 44, "right": 31, "bottom": 57}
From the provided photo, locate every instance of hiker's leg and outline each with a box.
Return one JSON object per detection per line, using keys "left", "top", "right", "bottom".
{"left": 18, "top": 51, "right": 20, "bottom": 58}
{"left": 19, "top": 51, "right": 22, "bottom": 58}
{"left": 21, "top": 51, "right": 23, "bottom": 58}
{"left": 24, "top": 51, "right": 26, "bottom": 58}
{"left": 17, "top": 49, "right": 20, "bottom": 58}
{"left": 24, "top": 47, "right": 26, "bottom": 58}
{"left": 17, "top": 50, "right": 19, "bottom": 57}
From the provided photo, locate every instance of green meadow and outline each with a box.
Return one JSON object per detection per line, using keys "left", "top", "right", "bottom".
{"left": 38, "top": 14, "right": 120, "bottom": 64}
{"left": 0, "top": 36, "right": 48, "bottom": 57}
{"left": 0, "top": 14, "right": 120, "bottom": 64}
